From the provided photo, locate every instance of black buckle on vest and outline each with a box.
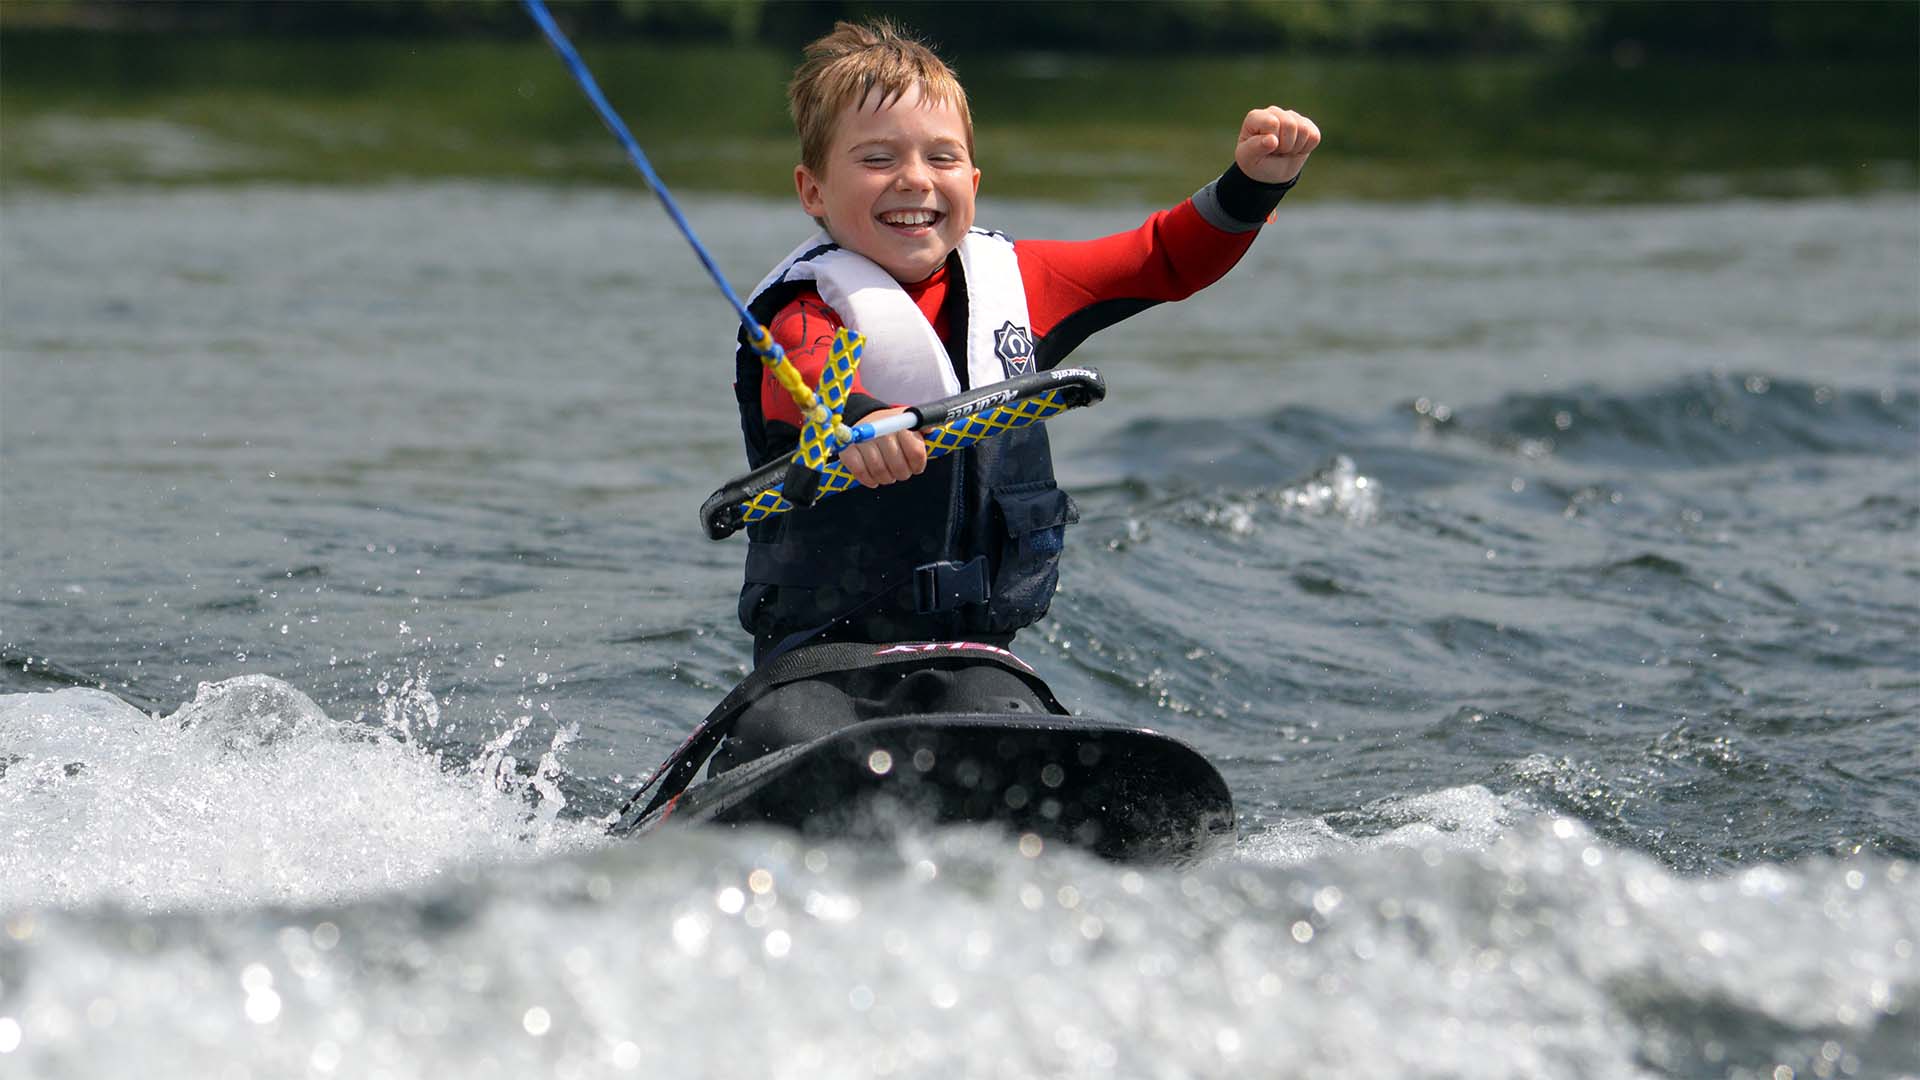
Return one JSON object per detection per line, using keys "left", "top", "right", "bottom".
{"left": 913, "top": 557, "right": 991, "bottom": 614}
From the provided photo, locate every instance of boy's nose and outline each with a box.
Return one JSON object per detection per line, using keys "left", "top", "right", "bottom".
{"left": 895, "top": 157, "right": 933, "bottom": 190}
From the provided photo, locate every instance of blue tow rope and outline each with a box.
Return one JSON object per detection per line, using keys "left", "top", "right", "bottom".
{"left": 521, "top": 0, "right": 764, "bottom": 336}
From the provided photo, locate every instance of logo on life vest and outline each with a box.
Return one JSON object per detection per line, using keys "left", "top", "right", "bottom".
{"left": 993, "top": 321, "right": 1036, "bottom": 377}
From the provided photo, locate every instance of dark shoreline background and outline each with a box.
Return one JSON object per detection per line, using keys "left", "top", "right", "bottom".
{"left": 7, "top": 0, "right": 1916, "bottom": 59}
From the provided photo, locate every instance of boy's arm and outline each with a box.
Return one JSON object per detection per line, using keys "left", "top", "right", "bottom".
{"left": 1016, "top": 106, "right": 1319, "bottom": 363}
{"left": 1015, "top": 168, "right": 1287, "bottom": 328}
{"left": 758, "top": 292, "right": 890, "bottom": 430}
{"left": 758, "top": 291, "right": 928, "bottom": 488}
{"left": 1184, "top": 104, "right": 1318, "bottom": 235}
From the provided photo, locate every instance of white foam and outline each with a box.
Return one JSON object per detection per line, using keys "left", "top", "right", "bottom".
{"left": 0, "top": 678, "right": 602, "bottom": 914}
{"left": 1237, "top": 783, "right": 1527, "bottom": 865}
{"left": 3, "top": 801, "right": 1916, "bottom": 1080}
{"left": 1272, "top": 453, "right": 1380, "bottom": 524}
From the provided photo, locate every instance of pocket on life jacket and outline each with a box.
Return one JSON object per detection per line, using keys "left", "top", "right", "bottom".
{"left": 986, "top": 481, "right": 1079, "bottom": 632}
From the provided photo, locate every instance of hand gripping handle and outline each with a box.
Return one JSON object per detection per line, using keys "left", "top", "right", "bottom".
{"left": 699, "top": 367, "right": 1107, "bottom": 540}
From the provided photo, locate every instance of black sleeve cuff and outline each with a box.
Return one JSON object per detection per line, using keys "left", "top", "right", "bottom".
{"left": 1193, "top": 163, "right": 1299, "bottom": 233}
{"left": 841, "top": 392, "right": 889, "bottom": 426}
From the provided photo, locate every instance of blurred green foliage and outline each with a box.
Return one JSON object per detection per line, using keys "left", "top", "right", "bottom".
{"left": 3, "top": 28, "right": 1913, "bottom": 202}
{"left": 3, "top": 1, "right": 1914, "bottom": 201}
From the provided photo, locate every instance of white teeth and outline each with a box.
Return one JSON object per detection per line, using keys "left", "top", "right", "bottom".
{"left": 880, "top": 210, "right": 938, "bottom": 227}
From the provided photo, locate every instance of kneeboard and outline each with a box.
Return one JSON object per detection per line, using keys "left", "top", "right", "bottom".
{"left": 616, "top": 713, "right": 1234, "bottom": 863}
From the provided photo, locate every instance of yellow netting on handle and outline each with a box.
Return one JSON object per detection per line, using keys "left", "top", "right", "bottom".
{"left": 749, "top": 324, "right": 857, "bottom": 450}
{"left": 731, "top": 383, "right": 1083, "bottom": 526}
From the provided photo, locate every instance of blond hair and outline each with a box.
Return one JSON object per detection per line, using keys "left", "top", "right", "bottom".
{"left": 788, "top": 20, "right": 973, "bottom": 175}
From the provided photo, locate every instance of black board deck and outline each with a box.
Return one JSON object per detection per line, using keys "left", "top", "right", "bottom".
{"left": 614, "top": 713, "right": 1235, "bottom": 863}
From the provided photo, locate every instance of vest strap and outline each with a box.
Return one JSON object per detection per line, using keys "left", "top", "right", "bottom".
{"left": 914, "top": 557, "right": 991, "bottom": 614}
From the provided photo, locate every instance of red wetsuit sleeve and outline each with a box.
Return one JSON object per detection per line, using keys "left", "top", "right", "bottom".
{"left": 1014, "top": 199, "right": 1259, "bottom": 341}
{"left": 758, "top": 290, "right": 874, "bottom": 429}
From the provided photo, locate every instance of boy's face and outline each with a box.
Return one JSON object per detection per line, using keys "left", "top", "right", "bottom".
{"left": 795, "top": 84, "right": 979, "bottom": 284}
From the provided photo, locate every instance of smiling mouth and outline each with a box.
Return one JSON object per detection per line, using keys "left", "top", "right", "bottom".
{"left": 877, "top": 209, "right": 943, "bottom": 230}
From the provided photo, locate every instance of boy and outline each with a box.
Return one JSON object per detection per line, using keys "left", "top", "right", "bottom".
{"left": 713, "top": 20, "right": 1317, "bottom": 768}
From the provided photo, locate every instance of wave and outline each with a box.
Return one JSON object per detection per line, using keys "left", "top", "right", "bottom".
{"left": 0, "top": 679, "right": 597, "bottom": 914}
{"left": 1420, "top": 372, "right": 1917, "bottom": 468}
{"left": 1, "top": 792, "right": 1912, "bottom": 1079}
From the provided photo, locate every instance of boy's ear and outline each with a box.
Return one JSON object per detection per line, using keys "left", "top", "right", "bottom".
{"left": 795, "top": 164, "right": 827, "bottom": 219}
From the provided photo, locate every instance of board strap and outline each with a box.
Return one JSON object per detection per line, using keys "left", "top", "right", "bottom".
{"left": 609, "top": 640, "right": 1064, "bottom": 833}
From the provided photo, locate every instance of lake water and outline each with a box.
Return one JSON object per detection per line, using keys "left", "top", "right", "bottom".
{"left": 2, "top": 171, "right": 1918, "bottom": 1075}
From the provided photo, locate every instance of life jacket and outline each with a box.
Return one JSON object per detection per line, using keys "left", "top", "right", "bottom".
{"left": 732, "top": 229, "right": 1077, "bottom": 662}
